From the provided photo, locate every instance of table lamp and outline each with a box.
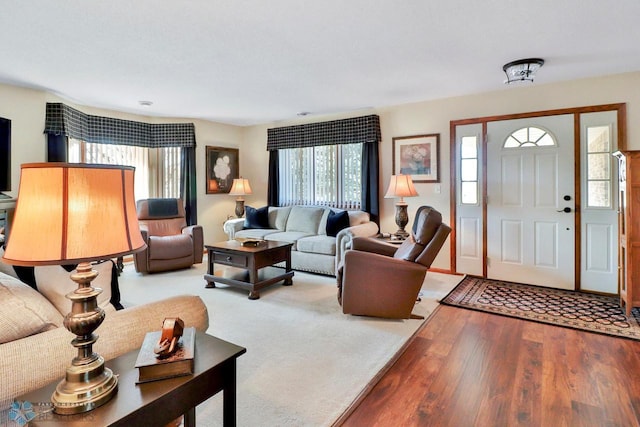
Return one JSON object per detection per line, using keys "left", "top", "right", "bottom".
{"left": 229, "top": 177, "right": 252, "bottom": 217}
{"left": 384, "top": 174, "right": 419, "bottom": 239}
{"left": 2, "top": 163, "right": 146, "bottom": 414}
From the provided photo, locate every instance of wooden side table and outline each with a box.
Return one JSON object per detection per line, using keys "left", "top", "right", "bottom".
{"left": 17, "top": 332, "right": 246, "bottom": 427}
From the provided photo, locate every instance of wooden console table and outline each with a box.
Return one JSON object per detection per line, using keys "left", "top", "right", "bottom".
{"left": 17, "top": 332, "right": 246, "bottom": 426}
{"left": 205, "top": 240, "right": 294, "bottom": 299}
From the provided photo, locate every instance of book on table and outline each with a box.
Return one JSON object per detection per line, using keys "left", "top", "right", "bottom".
{"left": 134, "top": 326, "right": 196, "bottom": 384}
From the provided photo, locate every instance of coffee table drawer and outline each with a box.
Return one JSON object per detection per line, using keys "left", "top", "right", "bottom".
{"left": 213, "top": 251, "right": 247, "bottom": 268}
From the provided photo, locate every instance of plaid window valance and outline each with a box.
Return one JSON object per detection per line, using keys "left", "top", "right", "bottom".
{"left": 266, "top": 114, "right": 381, "bottom": 151}
{"left": 44, "top": 103, "right": 195, "bottom": 148}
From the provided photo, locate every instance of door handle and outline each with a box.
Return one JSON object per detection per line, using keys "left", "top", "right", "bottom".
{"left": 557, "top": 207, "right": 571, "bottom": 213}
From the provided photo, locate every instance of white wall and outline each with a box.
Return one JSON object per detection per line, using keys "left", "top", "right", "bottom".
{"left": 1, "top": 85, "right": 243, "bottom": 243}
{"left": 242, "top": 71, "right": 640, "bottom": 270}
{"left": 3, "top": 71, "right": 640, "bottom": 270}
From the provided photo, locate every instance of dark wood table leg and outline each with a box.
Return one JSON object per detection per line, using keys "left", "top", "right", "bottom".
{"left": 248, "top": 255, "right": 259, "bottom": 299}
{"left": 283, "top": 248, "right": 293, "bottom": 286}
{"left": 116, "top": 256, "right": 124, "bottom": 275}
{"left": 223, "top": 360, "right": 238, "bottom": 427}
{"left": 184, "top": 407, "right": 196, "bottom": 427}
{"left": 206, "top": 249, "right": 217, "bottom": 288}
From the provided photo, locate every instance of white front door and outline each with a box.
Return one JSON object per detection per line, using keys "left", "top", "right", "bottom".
{"left": 486, "top": 115, "right": 575, "bottom": 289}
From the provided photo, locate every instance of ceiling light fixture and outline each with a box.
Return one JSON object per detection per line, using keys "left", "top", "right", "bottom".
{"left": 503, "top": 58, "right": 545, "bottom": 84}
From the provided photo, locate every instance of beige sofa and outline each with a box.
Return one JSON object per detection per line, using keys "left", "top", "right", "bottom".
{"left": 223, "top": 206, "right": 379, "bottom": 276}
{"left": 0, "top": 264, "right": 209, "bottom": 423}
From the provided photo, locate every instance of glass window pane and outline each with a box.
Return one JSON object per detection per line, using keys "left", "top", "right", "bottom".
{"left": 461, "top": 159, "right": 477, "bottom": 181}
{"left": 512, "top": 128, "right": 527, "bottom": 142}
{"left": 504, "top": 137, "right": 519, "bottom": 148}
{"left": 588, "top": 181, "right": 610, "bottom": 208}
{"left": 278, "top": 144, "right": 362, "bottom": 209}
{"left": 537, "top": 134, "right": 555, "bottom": 146}
{"left": 529, "top": 127, "right": 545, "bottom": 142}
{"left": 504, "top": 127, "right": 556, "bottom": 148}
{"left": 588, "top": 153, "right": 610, "bottom": 180}
{"left": 461, "top": 137, "right": 477, "bottom": 158}
{"left": 587, "top": 126, "right": 610, "bottom": 152}
{"left": 461, "top": 182, "right": 478, "bottom": 204}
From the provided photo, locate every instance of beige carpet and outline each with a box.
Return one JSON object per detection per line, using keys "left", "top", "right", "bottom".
{"left": 118, "top": 260, "right": 462, "bottom": 426}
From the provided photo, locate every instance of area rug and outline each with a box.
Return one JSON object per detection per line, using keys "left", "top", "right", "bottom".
{"left": 119, "top": 262, "right": 462, "bottom": 426}
{"left": 441, "top": 275, "right": 640, "bottom": 341}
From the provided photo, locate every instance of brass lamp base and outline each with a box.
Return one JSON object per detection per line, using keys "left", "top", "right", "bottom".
{"left": 394, "top": 201, "right": 410, "bottom": 239}
{"left": 52, "top": 356, "right": 118, "bottom": 414}
{"left": 52, "top": 262, "right": 118, "bottom": 414}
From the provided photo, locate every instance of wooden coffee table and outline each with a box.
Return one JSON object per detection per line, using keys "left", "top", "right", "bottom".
{"left": 17, "top": 332, "right": 246, "bottom": 426}
{"left": 205, "top": 240, "right": 294, "bottom": 299}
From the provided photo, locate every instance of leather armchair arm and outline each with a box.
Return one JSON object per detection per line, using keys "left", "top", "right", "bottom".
{"left": 133, "top": 227, "right": 150, "bottom": 273}
{"left": 340, "top": 250, "right": 427, "bottom": 319}
{"left": 351, "top": 236, "right": 398, "bottom": 257}
{"left": 335, "top": 221, "right": 380, "bottom": 273}
{"left": 183, "top": 225, "right": 204, "bottom": 263}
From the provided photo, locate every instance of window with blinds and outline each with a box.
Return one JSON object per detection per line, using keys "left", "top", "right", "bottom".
{"left": 278, "top": 143, "right": 362, "bottom": 209}
{"left": 69, "top": 139, "right": 181, "bottom": 201}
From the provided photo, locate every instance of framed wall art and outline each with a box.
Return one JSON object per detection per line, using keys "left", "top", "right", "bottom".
{"left": 206, "top": 146, "right": 239, "bottom": 194}
{"left": 392, "top": 133, "right": 440, "bottom": 183}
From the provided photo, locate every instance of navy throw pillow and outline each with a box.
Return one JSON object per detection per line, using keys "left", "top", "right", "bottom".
{"left": 326, "top": 210, "right": 350, "bottom": 237}
{"left": 244, "top": 206, "right": 270, "bottom": 229}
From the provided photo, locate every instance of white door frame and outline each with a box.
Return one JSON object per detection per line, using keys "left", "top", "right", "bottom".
{"left": 449, "top": 104, "right": 626, "bottom": 292}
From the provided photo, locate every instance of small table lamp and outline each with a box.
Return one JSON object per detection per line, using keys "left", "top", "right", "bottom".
{"left": 229, "top": 177, "right": 252, "bottom": 217}
{"left": 384, "top": 174, "right": 419, "bottom": 239}
{"left": 2, "top": 163, "right": 146, "bottom": 414}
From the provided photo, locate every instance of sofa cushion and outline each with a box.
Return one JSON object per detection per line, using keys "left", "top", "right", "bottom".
{"left": 244, "top": 206, "right": 270, "bottom": 229}
{"left": 297, "top": 235, "right": 336, "bottom": 256}
{"left": 264, "top": 231, "right": 314, "bottom": 250}
{"left": 269, "top": 206, "right": 292, "bottom": 231}
{"left": 0, "top": 272, "right": 63, "bottom": 344}
{"left": 285, "top": 206, "right": 325, "bottom": 234}
{"left": 35, "top": 261, "right": 115, "bottom": 315}
{"left": 326, "top": 210, "right": 350, "bottom": 237}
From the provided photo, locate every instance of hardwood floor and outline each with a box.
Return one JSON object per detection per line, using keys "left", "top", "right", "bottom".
{"left": 339, "top": 305, "right": 640, "bottom": 427}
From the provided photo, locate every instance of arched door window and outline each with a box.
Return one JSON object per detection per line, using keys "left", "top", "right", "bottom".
{"left": 504, "top": 126, "right": 556, "bottom": 148}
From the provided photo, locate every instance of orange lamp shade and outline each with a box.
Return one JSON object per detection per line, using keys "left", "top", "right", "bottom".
{"left": 2, "top": 163, "right": 146, "bottom": 266}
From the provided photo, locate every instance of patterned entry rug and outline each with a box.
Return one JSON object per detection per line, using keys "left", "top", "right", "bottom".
{"left": 441, "top": 275, "right": 640, "bottom": 341}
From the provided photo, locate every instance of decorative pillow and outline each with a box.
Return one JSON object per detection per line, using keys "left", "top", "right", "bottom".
{"left": 286, "top": 206, "right": 325, "bottom": 234}
{"left": 326, "top": 210, "right": 351, "bottom": 237}
{"left": 0, "top": 272, "right": 63, "bottom": 344}
{"left": 244, "top": 206, "right": 270, "bottom": 229}
{"left": 35, "top": 261, "right": 114, "bottom": 315}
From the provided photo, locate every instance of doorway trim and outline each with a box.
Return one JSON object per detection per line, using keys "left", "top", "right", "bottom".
{"left": 449, "top": 103, "right": 627, "bottom": 290}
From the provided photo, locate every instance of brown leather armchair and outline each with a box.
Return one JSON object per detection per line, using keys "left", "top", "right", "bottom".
{"left": 337, "top": 206, "right": 451, "bottom": 319}
{"left": 133, "top": 198, "right": 204, "bottom": 273}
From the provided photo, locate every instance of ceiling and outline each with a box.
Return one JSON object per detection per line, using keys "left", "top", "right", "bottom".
{"left": 1, "top": 1, "right": 639, "bottom": 126}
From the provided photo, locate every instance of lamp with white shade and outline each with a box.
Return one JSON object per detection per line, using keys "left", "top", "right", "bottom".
{"left": 2, "top": 163, "right": 146, "bottom": 414}
{"left": 384, "top": 174, "right": 419, "bottom": 240}
{"left": 229, "top": 177, "right": 252, "bottom": 217}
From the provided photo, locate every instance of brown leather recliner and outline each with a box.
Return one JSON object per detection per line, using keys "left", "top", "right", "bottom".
{"left": 133, "top": 198, "right": 204, "bottom": 273}
{"left": 337, "top": 206, "right": 451, "bottom": 319}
